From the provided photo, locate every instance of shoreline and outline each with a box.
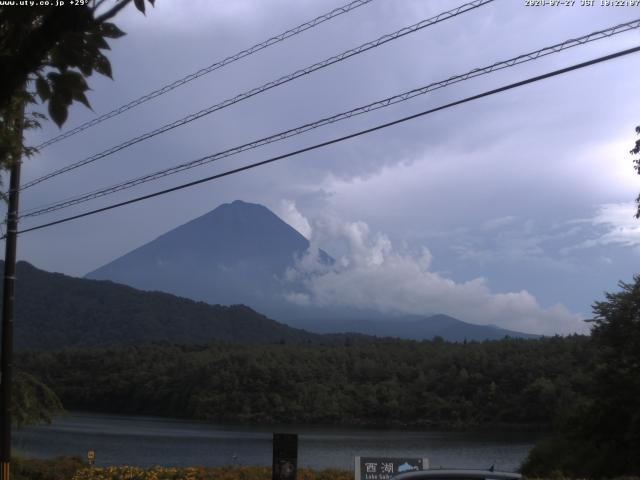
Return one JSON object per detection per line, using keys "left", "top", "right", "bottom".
{"left": 51, "top": 409, "right": 552, "bottom": 433}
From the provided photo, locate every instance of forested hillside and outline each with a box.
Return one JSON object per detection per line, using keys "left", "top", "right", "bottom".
{"left": 17, "top": 335, "right": 592, "bottom": 428}
{"left": 3, "top": 261, "right": 537, "bottom": 348}
{"left": 4, "top": 261, "right": 367, "bottom": 350}
{"left": 522, "top": 276, "right": 640, "bottom": 477}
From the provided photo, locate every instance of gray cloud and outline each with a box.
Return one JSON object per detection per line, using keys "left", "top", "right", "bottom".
{"left": 3, "top": 0, "right": 639, "bottom": 333}
{"left": 282, "top": 203, "right": 586, "bottom": 335}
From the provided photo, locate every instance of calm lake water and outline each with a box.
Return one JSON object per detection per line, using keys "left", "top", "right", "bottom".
{"left": 13, "top": 412, "right": 542, "bottom": 472}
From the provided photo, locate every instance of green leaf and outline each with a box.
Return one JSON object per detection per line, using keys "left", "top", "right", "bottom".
{"left": 35, "top": 76, "right": 50, "bottom": 101}
{"left": 100, "top": 22, "right": 126, "bottom": 39}
{"left": 57, "top": 41, "right": 82, "bottom": 68}
{"left": 48, "top": 95, "right": 68, "bottom": 127}
{"left": 49, "top": 47, "right": 64, "bottom": 69}
{"left": 93, "top": 52, "right": 112, "bottom": 79}
{"left": 47, "top": 72, "right": 72, "bottom": 103}
{"left": 49, "top": 72, "right": 77, "bottom": 104}
{"left": 134, "top": 0, "right": 145, "bottom": 14}
{"left": 72, "top": 89, "right": 92, "bottom": 110}
{"left": 72, "top": 46, "right": 95, "bottom": 76}
{"left": 61, "top": 70, "right": 88, "bottom": 90}
{"left": 88, "top": 33, "right": 110, "bottom": 51}
{"left": 52, "top": 71, "right": 92, "bottom": 111}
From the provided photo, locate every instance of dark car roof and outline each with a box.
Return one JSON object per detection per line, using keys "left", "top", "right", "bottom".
{"left": 393, "top": 469, "right": 521, "bottom": 480}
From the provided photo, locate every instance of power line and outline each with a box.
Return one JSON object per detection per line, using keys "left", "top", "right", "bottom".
{"left": 34, "top": 0, "right": 377, "bottom": 150}
{"left": 12, "top": 45, "right": 640, "bottom": 238}
{"left": 21, "top": 0, "right": 495, "bottom": 191}
{"left": 19, "top": 18, "right": 640, "bottom": 219}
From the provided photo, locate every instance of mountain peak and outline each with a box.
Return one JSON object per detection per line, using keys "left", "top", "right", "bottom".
{"left": 86, "top": 201, "right": 327, "bottom": 314}
{"left": 230, "top": 199, "right": 254, "bottom": 207}
{"left": 217, "top": 199, "right": 269, "bottom": 212}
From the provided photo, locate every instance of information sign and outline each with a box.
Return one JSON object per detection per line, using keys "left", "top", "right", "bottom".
{"left": 355, "top": 457, "right": 428, "bottom": 480}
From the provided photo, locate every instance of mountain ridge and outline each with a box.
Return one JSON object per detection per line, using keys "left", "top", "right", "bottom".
{"left": 289, "top": 314, "right": 538, "bottom": 341}
{"left": 83, "top": 199, "right": 539, "bottom": 341}
{"left": 3, "top": 260, "right": 538, "bottom": 347}
{"left": 3, "top": 260, "right": 369, "bottom": 351}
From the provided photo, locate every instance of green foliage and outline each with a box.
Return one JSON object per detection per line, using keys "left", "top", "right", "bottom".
{"left": 12, "top": 370, "right": 63, "bottom": 428}
{"left": 631, "top": 126, "right": 640, "bottom": 218}
{"left": 70, "top": 465, "right": 354, "bottom": 480}
{"left": 17, "top": 335, "right": 592, "bottom": 429}
{"left": 0, "top": 0, "right": 154, "bottom": 170}
{"left": 11, "top": 455, "right": 84, "bottom": 480}
{"left": 521, "top": 436, "right": 612, "bottom": 478}
{"left": 522, "top": 276, "right": 640, "bottom": 478}
{"left": 0, "top": 91, "right": 28, "bottom": 176}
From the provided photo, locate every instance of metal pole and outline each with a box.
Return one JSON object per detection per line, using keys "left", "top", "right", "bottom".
{"left": 0, "top": 109, "right": 23, "bottom": 480}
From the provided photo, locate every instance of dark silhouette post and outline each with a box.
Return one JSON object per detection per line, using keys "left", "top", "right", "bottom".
{"left": 0, "top": 102, "right": 23, "bottom": 480}
{"left": 272, "top": 433, "right": 298, "bottom": 480}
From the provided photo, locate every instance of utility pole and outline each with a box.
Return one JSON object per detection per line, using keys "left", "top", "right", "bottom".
{"left": 0, "top": 98, "right": 24, "bottom": 480}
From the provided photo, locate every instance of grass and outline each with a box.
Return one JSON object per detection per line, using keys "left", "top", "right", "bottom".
{"left": 12, "top": 455, "right": 85, "bottom": 480}
{"left": 70, "top": 465, "right": 354, "bottom": 480}
{"left": 11, "top": 457, "right": 640, "bottom": 480}
{"left": 11, "top": 458, "right": 354, "bottom": 480}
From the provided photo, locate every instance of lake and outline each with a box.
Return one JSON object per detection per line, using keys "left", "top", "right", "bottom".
{"left": 13, "top": 412, "right": 542, "bottom": 471}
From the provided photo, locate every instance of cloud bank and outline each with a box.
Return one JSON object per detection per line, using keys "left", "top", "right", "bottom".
{"left": 282, "top": 202, "right": 587, "bottom": 335}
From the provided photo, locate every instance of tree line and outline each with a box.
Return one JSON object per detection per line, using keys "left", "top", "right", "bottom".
{"left": 17, "top": 335, "right": 592, "bottom": 428}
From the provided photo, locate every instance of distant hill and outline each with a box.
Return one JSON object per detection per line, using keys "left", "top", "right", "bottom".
{"left": 3, "top": 261, "right": 368, "bottom": 351}
{"left": 291, "top": 314, "right": 539, "bottom": 341}
{"left": 2, "top": 260, "right": 536, "bottom": 348}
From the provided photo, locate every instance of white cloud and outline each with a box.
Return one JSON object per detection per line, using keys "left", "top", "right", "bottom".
{"left": 590, "top": 202, "right": 640, "bottom": 246}
{"left": 569, "top": 202, "right": 640, "bottom": 250}
{"left": 276, "top": 199, "right": 312, "bottom": 239}
{"left": 285, "top": 211, "right": 586, "bottom": 335}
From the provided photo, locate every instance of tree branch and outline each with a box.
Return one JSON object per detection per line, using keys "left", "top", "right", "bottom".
{"left": 94, "top": 0, "right": 133, "bottom": 23}
{"left": 0, "top": 7, "right": 91, "bottom": 112}
{"left": 91, "top": 0, "right": 110, "bottom": 12}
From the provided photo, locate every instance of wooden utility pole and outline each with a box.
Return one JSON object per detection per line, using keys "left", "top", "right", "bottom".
{"left": 0, "top": 159, "right": 20, "bottom": 480}
{"left": 0, "top": 99, "right": 24, "bottom": 480}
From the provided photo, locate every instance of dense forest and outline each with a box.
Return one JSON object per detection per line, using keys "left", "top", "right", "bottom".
{"left": 521, "top": 276, "right": 640, "bottom": 477}
{"left": 17, "top": 335, "right": 592, "bottom": 428}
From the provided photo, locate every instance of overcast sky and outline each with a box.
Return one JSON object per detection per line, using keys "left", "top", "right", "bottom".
{"left": 5, "top": 0, "right": 640, "bottom": 335}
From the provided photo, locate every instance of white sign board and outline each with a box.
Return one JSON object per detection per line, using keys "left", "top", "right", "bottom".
{"left": 355, "top": 456, "right": 430, "bottom": 480}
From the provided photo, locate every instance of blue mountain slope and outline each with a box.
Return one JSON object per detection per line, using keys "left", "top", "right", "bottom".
{"left": 86, "top": 200, "right": 331, "bottom": 316}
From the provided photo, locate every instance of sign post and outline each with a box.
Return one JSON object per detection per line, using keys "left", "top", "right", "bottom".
{"left": 87, "top": 450, "right": 95, "bottom": 466}
{"left": 354, "top": 457, "right": 429, "bottom": 480}
{"left": 272, "top": 433, "right": 297, "bottom": 480}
